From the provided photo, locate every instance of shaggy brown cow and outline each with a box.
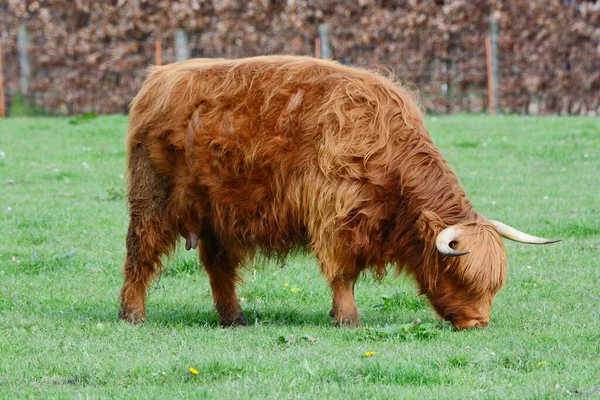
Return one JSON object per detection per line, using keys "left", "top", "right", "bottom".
{"left": 119, "top": 56, "right": 559, "bottom": 329}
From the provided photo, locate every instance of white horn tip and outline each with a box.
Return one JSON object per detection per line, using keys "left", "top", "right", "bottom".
{"left": 543, "top": 238, "right": 562, "bottom": 244}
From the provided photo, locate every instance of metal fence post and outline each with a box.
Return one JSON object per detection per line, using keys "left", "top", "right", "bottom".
{"left": 18, "top": 24, "right": 31, "bottom": 96}
{"left": 318, "top": 24, "right": 332, "bottom": 59}
{"left": 489, "top": 11, "right": 500, "bottom": 114}
{"left": 175, "top": 30, "right": 190, "bottom": 62}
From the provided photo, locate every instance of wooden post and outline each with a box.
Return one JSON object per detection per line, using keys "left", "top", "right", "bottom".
{"left": 155, "top": 39, "right": 162, "bottom": 65}
{"left": 485, "top": 36, "right": 494, "bottom": 115}
{"left": 315, "top": 37, "right": 321, "bottom": 59}
{"left": 0, "top": 43, "right": 5, "bottom": 118}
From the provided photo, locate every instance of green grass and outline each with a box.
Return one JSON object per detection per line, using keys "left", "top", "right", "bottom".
{"left": 0, "top": 115, "right": 598, "bottom": 398}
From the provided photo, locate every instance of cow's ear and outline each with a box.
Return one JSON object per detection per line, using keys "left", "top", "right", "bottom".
{"left": 416, "top": 210, "right": 445, "bottom": 241}
{"left": 416, "top": 210, "right": 447, "bottom": 275}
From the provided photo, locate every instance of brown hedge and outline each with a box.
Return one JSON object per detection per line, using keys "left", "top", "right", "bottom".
{"left": 1, "top": 0, "right": 598, "bottom": 115}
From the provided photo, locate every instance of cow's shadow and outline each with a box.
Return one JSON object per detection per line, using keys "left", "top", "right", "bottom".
{"left": 60, "top": 303, "right": 337, "bottom": 328}
{"left": 50, "top": 292, "right": 429, "bottom": 329}
{"left": 57, "top": 300, "right": 429, "bottom": 329}
{"left": 150, "top": 308, "right": 334, "bottom": 328}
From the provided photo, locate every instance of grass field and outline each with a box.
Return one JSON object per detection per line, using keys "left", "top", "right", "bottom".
{"left": 0, "top": 115, "right": 598, "bottom": 399}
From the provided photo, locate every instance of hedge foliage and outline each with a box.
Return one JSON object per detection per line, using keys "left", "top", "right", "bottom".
{"left": 1, "top": 0, "right": 598, "bottom": 115}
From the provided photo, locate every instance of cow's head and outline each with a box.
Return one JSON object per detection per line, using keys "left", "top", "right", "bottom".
{"left": 418, "top": 215, "right": 560, "bottom": 329}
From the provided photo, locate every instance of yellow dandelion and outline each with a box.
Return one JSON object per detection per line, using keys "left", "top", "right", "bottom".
{"left": 189, "top": 367, "right": 199, "bottom": 375}
{"left": 364, "top": 351, "right": 376, "bottom": 357}
{"left": 284, "top": 283, "right": 289, "bottom": 287}
{"left": 537, "top": 361, "right": 547, "bottom": 366}
{"left": 290, "top": 287, "right": 300, "bottom": 292}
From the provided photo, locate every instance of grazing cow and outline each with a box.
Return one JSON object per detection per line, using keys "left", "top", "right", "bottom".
{"left": 119, "top": 56, "right": 559, "bottom": 329}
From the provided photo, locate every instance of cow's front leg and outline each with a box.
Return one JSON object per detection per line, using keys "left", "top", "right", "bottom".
{"left": 200, "top": 233, "right": 247, "bottom": 327}
{"left": 328, "top": 272, "right": 361, "bottom": 327}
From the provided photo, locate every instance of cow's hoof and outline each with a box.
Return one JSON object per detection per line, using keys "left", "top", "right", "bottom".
{"left": 219, "top": 313, "right": 248, "bottom": 327}
{"left": 332, "top": 314, "right": 361, "bottom": 328}
{"left": 118, "top": 308, "right": 146, "bottom": 324}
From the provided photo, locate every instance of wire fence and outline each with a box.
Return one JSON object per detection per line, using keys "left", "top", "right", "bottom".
{"left": 1, "top": 1, "right": 599, "bottom": 116}
{"left": 2, "top": 36, "right": 598, "bottom": 117}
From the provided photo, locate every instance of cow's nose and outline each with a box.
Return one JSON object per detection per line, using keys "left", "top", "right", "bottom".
{"left": 476, "top": 318, "right": 489, "bottom": 328}
{"left": 452, "top": 318, "right": 489, "bottom": 330}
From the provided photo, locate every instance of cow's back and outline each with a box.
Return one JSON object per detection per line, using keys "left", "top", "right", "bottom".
{"left": 127, "top": 56, "right": 426, "bottom": 258}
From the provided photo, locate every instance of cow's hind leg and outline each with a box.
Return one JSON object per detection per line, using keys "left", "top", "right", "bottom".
{"left": 200, "top": 233, "right": 247, "bottom": 327}
{"left": 119, "top": 144, "right": 177, "bottom": 324}
{"left": 119, "top": 216, "right": 177, "bottom": 323}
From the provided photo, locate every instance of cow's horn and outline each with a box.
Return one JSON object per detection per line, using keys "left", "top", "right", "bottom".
{"left": 436, "top": 226, "right": 470, "bottom": 257}
{"left": 489, "top": 220, "right": 561, "bottom": 244}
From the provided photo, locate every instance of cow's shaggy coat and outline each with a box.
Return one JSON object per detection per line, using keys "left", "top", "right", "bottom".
{"left": 120, "top": 56, "right": 518, "bottom": 329}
